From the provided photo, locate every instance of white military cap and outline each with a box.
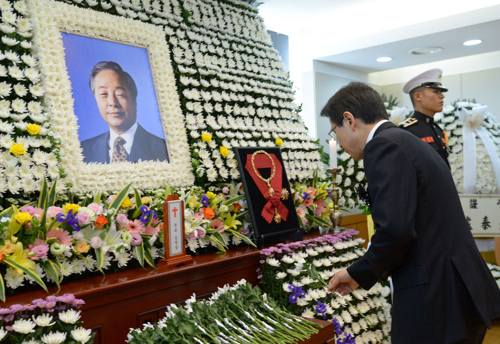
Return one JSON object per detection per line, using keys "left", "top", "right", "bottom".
{"left": 402, "top": 68, "right": 448, "bottom": 94}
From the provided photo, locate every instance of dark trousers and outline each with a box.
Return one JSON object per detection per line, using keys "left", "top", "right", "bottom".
{"left": 452, "top": 323, "right": 487, "bottom": 344}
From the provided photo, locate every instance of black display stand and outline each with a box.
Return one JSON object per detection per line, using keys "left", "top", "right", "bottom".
{"left": 234, "top": 147, "right": 304, "bottom": 248}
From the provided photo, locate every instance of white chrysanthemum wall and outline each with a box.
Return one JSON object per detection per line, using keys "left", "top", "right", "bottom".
{"left": 0, "top": 0, "right": 323, "bottom": 199}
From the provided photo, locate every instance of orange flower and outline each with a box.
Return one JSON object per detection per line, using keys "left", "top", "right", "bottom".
{"left": 233, "top": 203, "right": 242, "bottom": 213}
{"left": 0, "top": 251, "right": 4, "bottom": 261}
{"left": 203, "top": 207, "right": 215, "bottom": 219}
{"left": 95, "top": 215, "right": 108, "bottom": 229}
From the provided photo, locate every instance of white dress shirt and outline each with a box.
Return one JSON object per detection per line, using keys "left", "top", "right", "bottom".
{"left": 108, "top": 122, "right": 138, "bottom": 159}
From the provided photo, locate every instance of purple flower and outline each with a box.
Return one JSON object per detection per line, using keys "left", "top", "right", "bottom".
{"left": 56, "top": 209, "right": 81, "bottom": 231}
{"left": 0, "top": 308, "right": 11, "bottom": 315}
{"left": 302, "top": 192, "right": 311, "bottom": 200}
{"left": 140, "top": 206, "right": 157, "bottom": 224}
{"left": 9, "top": 304, "right": 25, "bottom": 313}
{"left": 333, "top": 318, "right": 343, "bottom": 335}
{"left": 315, "top": 301, "right": 327, "bottom": 319}
{"left": 288, "top": 284, "right": 305, "bottom": 304}
{"left": 201, "top": 194, "right": 209, "bottom": 207}
{"left": 337, "top": 333, "right": 356, "bottom": 344}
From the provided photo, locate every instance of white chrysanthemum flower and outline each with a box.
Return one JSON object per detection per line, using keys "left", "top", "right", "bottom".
{"left": 71, "top": 327, "right": 92, "bottom": 343}
{"left": 11, "top": 99, "right": 26, "bottom": 113}
{"left": 266, "top": 258, "right": 280, "bottom": 267}
{"left": 29, "top": 85, "right": 44, "bottom": 97}
{"left": 33, "top": 314, "right": 55, "bottom": 327}
{"left": 0, "top": 121, "right": 14, "bottom": 134}
{"left": 27, "top": 101, "right": 42, "bottom": 115}
{"left": 8, "top": 66, "right": 24, "bottom": 80}
{"left": 0, "top": 23, "right": 14, "bottom": 34}
{"left": 24, "top": 68, "right": 40, "bottom": 83}
{"left": 276, "top": 272, "right": 287, "bottom": 279}
{"left": 59, "top": 309, "right": 81, "bottom": 324}
{"left": 13, "top": 83, "right": 27, "bottom": 97}
{"left": 12, "top": 319, "right": 36, "bottom": 334}
{"left": 301, "top": 309, "right": 315, "bottom": 318}
{"left": 0, "top": 81, "right": 11, "bottom": 97}
{"left": 41, "top": 331, "right": 67, "bottom": 344}
{"left": 5, "top": 266, "right": 24, "bottom": 288}
{"left": 2, "top": 36, "right": 18, "bottom": 46}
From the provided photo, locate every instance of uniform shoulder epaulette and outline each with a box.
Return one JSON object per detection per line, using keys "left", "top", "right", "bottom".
{"left": 399, "top": 117, "right": 418, "bottom": 128}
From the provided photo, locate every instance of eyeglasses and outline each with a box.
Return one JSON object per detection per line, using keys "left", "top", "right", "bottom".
{"left": 328, "top": 124, "right": 338, "bottom": 140}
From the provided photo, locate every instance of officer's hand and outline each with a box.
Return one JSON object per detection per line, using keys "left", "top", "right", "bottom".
{"left": 327, "top": 269, "right": 359, "bottom": 296}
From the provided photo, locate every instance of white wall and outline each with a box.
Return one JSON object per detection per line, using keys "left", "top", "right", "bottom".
{"left": 380, "top": 68, "right": 500, "bottom": 118}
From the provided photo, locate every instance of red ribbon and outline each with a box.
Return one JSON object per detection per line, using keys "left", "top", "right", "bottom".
{"left": 245, "top": 153, "right": 288, "bottom": 224}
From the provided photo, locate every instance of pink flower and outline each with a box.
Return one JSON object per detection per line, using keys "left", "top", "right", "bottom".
{"left": 33, "top": 208, "right": 44, "bottom": 220}
{"left": 188, "top": 230, "right": 198, "bottom": 239}
{"left": 304, "top": 198, "right": 314, "bottom": 207}
{"left": 212, "top": 219, "right": 224, "bottom": 230}
{"left": 315, "top": 207, "right": 323, "bottom": 217}
{"left": 193, "top": 212, "right": 202, "bottom": 220}
{"left": 47, "top": 206, "right": 63, "bottom": 218}
{"left": 77, "top": 212, "right": 90, "bottom": 226}
{"left": 28, "top": 239, "right": 49, "bottom": 260}
{"left": 126, "top": 219, "right": 146, "bottom": 233}
{"left": 296, "top": 204, "right": 306, "bottom": 218}
{"left": 107, "top": 195, "right": 116, "bottom": 204}
{"left": 46, "top": 229, "right": 73, "bottom": 246}
{"left": 116, "top": 214, "right": 129, "bottom": 228}
{"left": 88, "top": 203, "right": 103, "bottom": 215}
{"left": 130, "top": 233, "right": 143, "bottom": 246}
{"left": 197, "top": 229, "right": 206, "bottom": 238}
{"left": 90, "top": 237, "right": 102, "bottom": 249}
{"left": 21, "top": 205, "right": 35, "bottom": 216}
{"left": 222, "top": 187, "right": 229, "bottom": 194}
{"left": 144, "top": 225, "right": 159, "bottom": 236}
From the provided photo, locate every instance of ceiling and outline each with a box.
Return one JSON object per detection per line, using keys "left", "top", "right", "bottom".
{"left": 258, "top": 0, "right": 500, "bottom": 74}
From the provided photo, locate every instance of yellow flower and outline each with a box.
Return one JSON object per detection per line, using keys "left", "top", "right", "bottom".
{"left": 63, "top": 203, "right": 80, "bottom": 215}
{"left": 206, "top": 191, "right": 216, "bottom": 200}
{"left": 9, "top": 242, "right": 36, "bottom": 274}
{"left": 141, "top": 196, "right": 152, "bottom": 205}
{"left": 74, "top": 242, "right": 90, "bottom": 254}
{"left": 14, "top": 212, "right": 32, "bottom": 225}
{"left": 220, "top": 146, "right": 229, "bottom": 158}
{"left": 201, "top": 133, "right": 212, "bottom": 142}
{"left": 26, "top": 123, "right": 41, "bottom": 136}
{"left": 9, "top": 142, "right": 26, "bottom": 157}
{"left": 121, "top": 198, "right": 133, "bottom": 209}
{"left": 0, "top": 240, "right": 17, "bottom": 255}
{"left": 223, "top": 212, "right": 242, "bottom": 231}
{"left": 275, "top": 138, "right": 284, "bottom": 146}
{"left": 317, "top": 190, "right": 328, "bottom": 199}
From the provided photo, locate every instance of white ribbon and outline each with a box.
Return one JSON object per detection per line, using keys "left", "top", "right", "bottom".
{"left": 388, "top": 107, "right": 409, "bottom": 125}
{"left": 458, "top": 106, "right": 500, "bottom": 193}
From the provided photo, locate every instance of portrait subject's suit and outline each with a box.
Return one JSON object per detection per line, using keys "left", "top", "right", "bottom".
{"left": 80, "top": 124, "right": 169, "bottom": 163}
{"left": 347, "top": 122, "right": 500, "bottom": 343}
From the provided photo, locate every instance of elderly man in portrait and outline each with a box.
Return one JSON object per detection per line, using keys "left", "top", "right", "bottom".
{"left": 80, "top": 61, "right": 169, "bottom": 164}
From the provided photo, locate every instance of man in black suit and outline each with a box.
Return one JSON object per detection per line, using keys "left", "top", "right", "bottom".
{"left": 322, "top": 82, "right": 500, "bottom": 343}
{"left": 80, "top": 61, "right": 169, "bottom": 164}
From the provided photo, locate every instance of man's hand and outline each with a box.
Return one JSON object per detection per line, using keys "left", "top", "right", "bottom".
{"left": 328, "top": 269, "right": 359, "bottom": 296}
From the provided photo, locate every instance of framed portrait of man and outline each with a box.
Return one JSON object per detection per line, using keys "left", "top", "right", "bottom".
{"left": 29, "top": 0, "right": 194, "bottom": 192}
{"left": 61, "top": 33, "right": 169, "bottom": 164}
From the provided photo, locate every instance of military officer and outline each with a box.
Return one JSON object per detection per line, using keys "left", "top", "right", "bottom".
{"left": 400, "top": 68, "right": 450, "bottom": 167}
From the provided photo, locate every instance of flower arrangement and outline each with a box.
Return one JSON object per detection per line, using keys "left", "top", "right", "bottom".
{"left": 292, "top": 175, "right": 334, "bottom": 231}
{"left": 258, "top": 231, "right": 392, "bottom": 344}
{"left": 126, "top": 279, "right": 323, "bottom": 344}
{"left": 0, "top": 179, "right": 165, "bottom": 301}
{"left": 0, "top": 293, "right": 93, "bottom": 344}
{"left": 434, "top": 100, "right": 500, "bottom": 194}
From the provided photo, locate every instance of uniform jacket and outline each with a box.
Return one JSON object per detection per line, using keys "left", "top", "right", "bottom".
{"left": 80, "top": 124, "right": 169, "bottom": 163}
{"left": 347, "top": 122, "right": 500, "bottom": 343}
{"left": 399, "top": 111, "right": 450, "bottom": 167}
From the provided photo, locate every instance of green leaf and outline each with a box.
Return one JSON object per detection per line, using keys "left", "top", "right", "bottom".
{"left": 0, "top": 206, "right": 13, "bottom": 220}
{"left": 210, "top": 232, "right": 228, "bottom": 252}
{"left": 3, "top": 257, "right": 48, "bottom": 292}
{"left": 135, "top": 243, "right": 145, "bottom": 268}
{"left": 40, "top": 260, "right": 61, "bottom": 293}
{"left": 143, "top": 246, "right": 156, "bottom": 269}
{"left": 224, "top": 194, "right": 245, "bottom": 206}
{"left": 0, "top": 273, "right": 5, "bottom": 302}
{"left": 93, "top": 192, "right": 102, "bottom": 204}
{"left": 305, "top": 214, "right": 331, "bottom": 228}
{"left": 47, "top": 178, "right": 58, "bottom": 208}
{"left": 95, "top": 247, "right": 104, "bottom": 271}
{"left": 225, "top": 228, "right": 256, "bottom": 247}
{"left": 235, "top": 210, "right": 249, "bottom": 219}
{"left": 132, "top": 189, "right": 144, "bottom": 218}
{"left": 38, "top": 176, "right": 48, "bottom": 209}
{"left": 108, "top": 182, "right": 133, "bottom": 211}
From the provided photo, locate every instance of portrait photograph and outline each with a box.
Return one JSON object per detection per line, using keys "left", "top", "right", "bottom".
{"left": 61, "top": 33, "right": 170, "bottom": 164}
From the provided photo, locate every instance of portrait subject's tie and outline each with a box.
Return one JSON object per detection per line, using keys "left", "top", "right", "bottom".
{"left": 111, "top": 136, "right": 127, "bottom": 163}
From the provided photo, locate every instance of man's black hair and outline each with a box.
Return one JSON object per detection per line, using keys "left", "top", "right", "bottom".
{"left": 89, "top": 61, "right": 138, "bottom": 101}
{"left": 320, "top": 82, "right": 388, "bottom": 126}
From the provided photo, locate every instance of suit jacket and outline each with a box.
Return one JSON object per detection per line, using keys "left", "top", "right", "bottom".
{"left": 347, "top": 122, "right": 500, "bottom": 343}
{"left": 80, "top": 124, "right": 169, "bottom": 164}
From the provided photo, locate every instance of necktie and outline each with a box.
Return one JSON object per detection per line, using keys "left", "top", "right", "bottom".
{"left": 111, "top": 136, "right": 127, "bottom": 163}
